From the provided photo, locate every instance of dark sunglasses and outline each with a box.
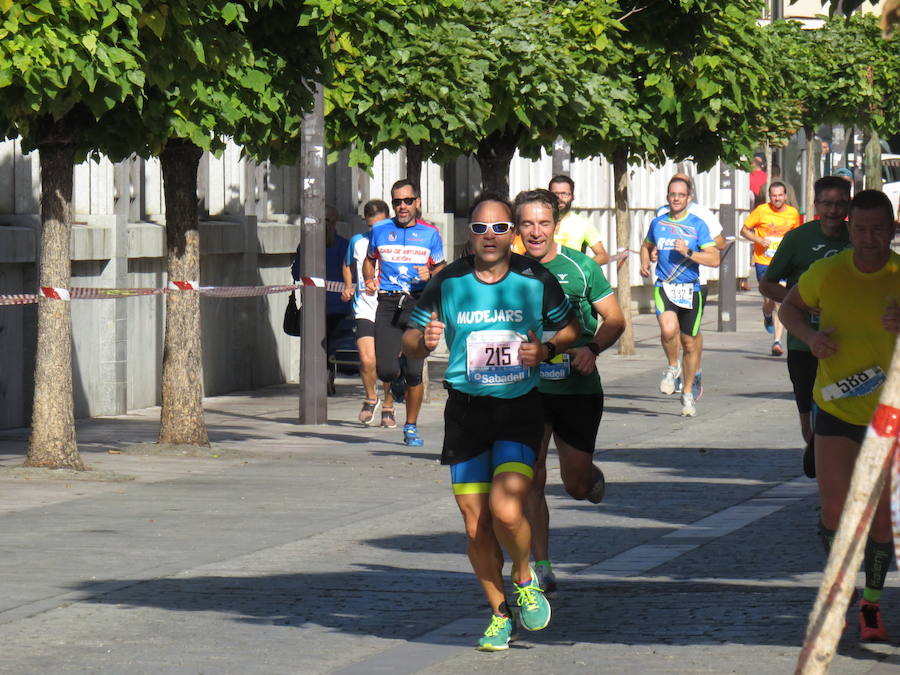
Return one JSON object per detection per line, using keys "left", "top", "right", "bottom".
{"left": 391, "top": 197, "right": 417, "bottom": 206}
{"left": 469, "top": 221, "right": 514, "bottom": 235}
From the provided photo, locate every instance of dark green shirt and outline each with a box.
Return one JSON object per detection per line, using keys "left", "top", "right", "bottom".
{"left": 764, "top": 219, "right": 851, "bottom": 352}
{"left": 538, "top": 245, "right": 614, "bottom": 395}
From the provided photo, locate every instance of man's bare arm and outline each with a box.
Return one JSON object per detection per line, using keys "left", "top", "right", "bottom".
{"left": 362, "top": 257, "right": 378, "bottom": 295}
{"left": 759, "top": 278, "right": 787, "bottom": 303}
{"left": 590, "top": 241, "right": 610, "bottom": 265}
{"left": 568, "top": 294, "right": 625, "bottom": 375}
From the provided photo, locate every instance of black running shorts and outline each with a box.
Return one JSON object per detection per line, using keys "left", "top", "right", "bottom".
{"left": 814, "top": 407, "right": 867, "bottom": 445}
{"left": 441, "top": 387, "right": 545, "bottom": 465}
{"left": 375, "top": 293, "right": 424, "bottom": 387}
{"left": 355, "top": 318, "right": 375, "bottom": 339}
{"left": 653, "top": 286, "right": 704, "bottom": 337}
{"left": 787, "top": 349, "right": 817, "bottom": 415}
{"left": 541, "top": 392, "right": 604, "bottom": 454}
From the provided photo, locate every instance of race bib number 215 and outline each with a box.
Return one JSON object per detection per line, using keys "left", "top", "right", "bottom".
{"left": 466, "top": 330, "right": 529, "bottom": 386}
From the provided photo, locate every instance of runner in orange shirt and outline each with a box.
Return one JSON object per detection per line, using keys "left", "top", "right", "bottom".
{"left": 740, "top": 181, "right": 802, "bottom": 356}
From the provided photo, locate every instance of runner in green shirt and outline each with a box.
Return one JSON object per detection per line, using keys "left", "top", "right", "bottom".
{"left": 760, "top": 175, "right": 851, "bottom": 478}
{"left": 516, "top": 188, "right": 625, "bottom": 598}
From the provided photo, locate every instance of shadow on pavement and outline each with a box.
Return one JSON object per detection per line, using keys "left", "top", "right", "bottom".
{"left": 729, "top": 390, "right": 794, "bottom": 400}
{"left": 67, "top": 567, "right": 482, "bottom": 643}
{"left": 63, "top": 567, "right": 888, "bottom": 652}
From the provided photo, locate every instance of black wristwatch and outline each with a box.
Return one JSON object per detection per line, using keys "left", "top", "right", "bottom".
{"left": 542, "top": 341, "right": 557, "bottom": 363}
{"left": 586, "top": 342, "right": 601, "bottom": 356}
{"left": 686, "top": 249, "right": 694, "bottom": 258}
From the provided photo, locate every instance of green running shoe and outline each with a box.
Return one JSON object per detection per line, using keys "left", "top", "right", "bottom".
{"left": 514, "top": 568, "right": 551, "bottom": 631}
{"left": 477, "top": 613, "right": 515, "bottom": 651}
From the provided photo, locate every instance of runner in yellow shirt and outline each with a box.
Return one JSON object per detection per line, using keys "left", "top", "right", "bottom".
{"left": 779, "top": 189, "right": 900, "bottom": 643}
{"left": 548, "top": 176, "right": 609, "bottom": 265}
{"left": 741, "top": 181, "right": 802, "bottom": 356}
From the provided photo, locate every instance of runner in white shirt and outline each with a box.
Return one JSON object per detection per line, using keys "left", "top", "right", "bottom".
{"left": 342, "top": 200, "right": 395, "bottom": 424}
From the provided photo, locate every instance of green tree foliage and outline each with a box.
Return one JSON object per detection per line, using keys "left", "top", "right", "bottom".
{"left": 312, "top": 0, "right": 630, "bottom": 197}
{"left": 303, "top": 0, "right": 489, "bottom": 184}
{"left": 571, "top": 0, "right": 772, "bottom": 170}
{"left": 101, "top": 1, "right": 321, "bottom": 163}
{"left": 752, "top": 22, "right": 806, "bottom": 151}
{"left": 768, "top": 16, "right": 897, "bottom": 136}
{"left": 0, "top": 0, "right": 147, "bottom": 154}
{"left": 765, "top": 15, "right": 900, "bottom": 210}
{"left": 467, "top": 0, "right": 629, "bottom": 197}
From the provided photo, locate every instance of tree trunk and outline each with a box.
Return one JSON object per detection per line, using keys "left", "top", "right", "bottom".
{"left": 864, "top": 130, "right": 882, "bottom": 191}
{"left": 613, "top": 148, "right": 636, "bottom": 356}
{"left": 804, "top": 126, "right": 816, "bottom": 220}
{"left": 26, "top": 136, "right": 83, "bottom": 470}
{"left": 763, "top": 142, "right": 773, "bottom": 196}
{"left": 158, "top": 139, "right": 209, "bottom": 446}
{"left": 474, "top": 126, "right": 522, "bottom": 199}
{"left": 405, "top": 140, "right": 423, "bottom": 192}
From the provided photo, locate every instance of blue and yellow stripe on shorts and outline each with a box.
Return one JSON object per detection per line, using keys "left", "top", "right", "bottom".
{"left": 451, "top": 441, "right": 536, "bottom": 496}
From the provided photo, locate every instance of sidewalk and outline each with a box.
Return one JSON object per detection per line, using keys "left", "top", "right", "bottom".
{"left": 1, "top": 289, "right": 898, "bottom": 674}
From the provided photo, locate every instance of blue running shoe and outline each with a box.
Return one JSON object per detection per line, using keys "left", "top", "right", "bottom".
{"left": 514, "top": 568, "right": 551, "bottom": 631}
{"left": 477, "top": 614, "right": 515, "bottom": 651}
{"left": 763, "top": 312, "right": 774, "bottom": 334}
{"left": 693, "top": 370, "right": 703, "bottom": 401}
{"left": 403, "top": 423, "right": 424, "bottom": 447}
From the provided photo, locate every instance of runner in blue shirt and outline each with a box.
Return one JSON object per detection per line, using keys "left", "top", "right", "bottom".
{"left": 403, "top": 193, "right": 579, "bottom": 651}
{"left": 361, "top": 180, "right": 445, "bottom": 445}
{"left": 640, "top": 175, "right": 719, "bottom": 416}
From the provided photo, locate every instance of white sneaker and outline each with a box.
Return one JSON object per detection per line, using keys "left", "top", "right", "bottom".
{"left": 681, "top": 391, "right": 696, "bottom": 417}
{"left": 660, "top": 364, "right": 681, "bottom": 395}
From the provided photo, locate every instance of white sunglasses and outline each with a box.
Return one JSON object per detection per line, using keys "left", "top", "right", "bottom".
{"left": 469, "top": 221, "right": 514, "bottom": 235}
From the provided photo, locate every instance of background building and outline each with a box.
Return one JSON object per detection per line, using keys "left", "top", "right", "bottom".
{"left": 0, "top": 140, "right": 752, "bottom": 429}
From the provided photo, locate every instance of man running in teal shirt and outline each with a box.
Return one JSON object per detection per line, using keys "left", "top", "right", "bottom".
{"left": 403, "top": 193, "right": 579, "bottom": 651}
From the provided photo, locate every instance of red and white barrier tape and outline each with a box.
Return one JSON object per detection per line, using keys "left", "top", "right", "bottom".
{"left": 0, "top": 277, "right": 346, "bottom": 306}
{"left": 0, "top": 293, "right": 38, "bottom": 306}
{"left": 39, "top": 287, "right": 71, "bottom": 301}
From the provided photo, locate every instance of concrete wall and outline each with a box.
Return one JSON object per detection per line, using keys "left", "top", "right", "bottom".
{"left": 0, "top": 138, "right": 751, "bottom": 429}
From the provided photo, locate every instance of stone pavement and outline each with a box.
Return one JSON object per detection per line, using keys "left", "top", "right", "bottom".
{"left": 1, "top": 288, "right": 899, "bottom": 674}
